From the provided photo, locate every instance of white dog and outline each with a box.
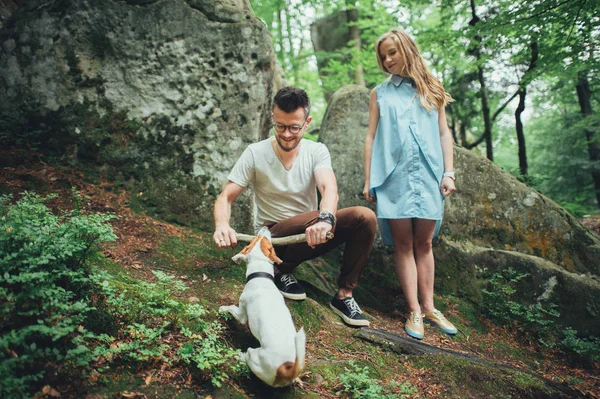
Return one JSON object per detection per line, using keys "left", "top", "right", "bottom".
{"left": 219, "top": 227, "right": 306, "bottom": 387}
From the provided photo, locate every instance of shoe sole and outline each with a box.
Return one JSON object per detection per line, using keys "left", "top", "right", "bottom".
{"left": 404, "top": 326, "right": 424, "bottom": 340}
{"left": 279, "top": 291, "right": 306, "bottom": 301}
{"left": 329, "top": 303, "right": 370, "bottom": 327}
{"left": 424, "top": 319, "right": 457, "bottom": 335}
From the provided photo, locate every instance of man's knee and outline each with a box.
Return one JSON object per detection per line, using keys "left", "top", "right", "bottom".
{"left": 338, "top": 206, "right": 377, "bottom": 234}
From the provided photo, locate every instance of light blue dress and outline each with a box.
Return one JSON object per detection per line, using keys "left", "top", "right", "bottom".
{"left": 369, "top": 74, "right": 444, "bottom": 246}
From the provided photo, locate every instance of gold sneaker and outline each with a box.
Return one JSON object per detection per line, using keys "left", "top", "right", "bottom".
{"left": 404, "top": 312, "right": 424, "bottom": 339}
{"left": 424, "top": 309, "right": 457, "bottom": 335}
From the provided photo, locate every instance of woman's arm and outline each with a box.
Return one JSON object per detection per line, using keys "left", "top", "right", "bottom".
{"left": 363, "top": 89, "right": 380, "bottom": 203}
{"left": 438, "top": 106, "right": 455, "bottom": 196}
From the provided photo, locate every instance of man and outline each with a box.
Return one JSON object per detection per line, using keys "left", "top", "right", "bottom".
{"left": 213, "top": 86, "right": 377, "bottom": 327}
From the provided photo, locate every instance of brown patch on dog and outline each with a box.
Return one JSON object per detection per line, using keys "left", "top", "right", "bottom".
{"left": 260, "top": 237, "right": 283, "bottom": 264}
{"left": 273, "top": 357, "right": 301, "bottom": 387}
{"left": 238, "top": 235, "right": 261, "bottom": 255}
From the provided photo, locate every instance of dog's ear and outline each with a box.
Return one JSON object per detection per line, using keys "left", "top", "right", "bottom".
{"left": 231, "top": 253, "right": 247, "bottom": 264}
{"left": 260, "top": 237, "right": 283, "bottom": 264}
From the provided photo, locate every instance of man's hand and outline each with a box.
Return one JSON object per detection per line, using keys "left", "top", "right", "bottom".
{"left": 214, "top": 225, "right": 238, "bottom": 248}
{"left": 305, "top": 221, "right": 333, "bottom": 248}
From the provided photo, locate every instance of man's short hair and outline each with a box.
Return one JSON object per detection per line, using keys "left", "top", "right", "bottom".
{"left": 273, "top": 86, "right": 310, "bottom": 117}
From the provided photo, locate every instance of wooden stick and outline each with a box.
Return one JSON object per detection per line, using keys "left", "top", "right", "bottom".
{"left": 236, "top": 232, "right": 334, "bottom": 246}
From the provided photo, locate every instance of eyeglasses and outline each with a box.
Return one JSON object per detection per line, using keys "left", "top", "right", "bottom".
{"left": 272, "top": 119, "right": 307, "bottom": 134}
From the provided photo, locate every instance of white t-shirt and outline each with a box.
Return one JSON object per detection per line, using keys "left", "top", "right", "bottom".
{"left": 228, "top": 138, "right": 333, "bottom": 233}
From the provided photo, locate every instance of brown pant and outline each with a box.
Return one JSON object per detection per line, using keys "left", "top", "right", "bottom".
{"left": 267, "top": 206, "right": 377, "bottom": 290}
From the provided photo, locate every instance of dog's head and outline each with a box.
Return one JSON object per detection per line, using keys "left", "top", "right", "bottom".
{"left": 232, "top": 226, "right": 283, "bottom": 265}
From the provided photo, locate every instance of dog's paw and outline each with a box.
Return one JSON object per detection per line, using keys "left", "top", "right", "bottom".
{"left": 218, "top": 305, "right": 230, "bottom": 313}
{"left": 237, "top": 351, "right": 248, "bottom": 362}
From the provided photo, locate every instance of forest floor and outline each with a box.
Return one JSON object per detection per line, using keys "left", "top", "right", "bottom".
{"left": 1, "top": 148, "right": 599, "bottom": 399}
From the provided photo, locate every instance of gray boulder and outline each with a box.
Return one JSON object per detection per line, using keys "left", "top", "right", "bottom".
{"left": 0, "top": 0, "right": 277, "bottom": 231}
{"left": 320, "top": 84, "right": 600, "bottom": 336}
{"left": 318, "top": 84, "right": 372, "bottom": 209}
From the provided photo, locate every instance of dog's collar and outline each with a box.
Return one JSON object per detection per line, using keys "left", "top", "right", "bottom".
{"left": 246, "top": 272, "right": 275, "bottom": 283}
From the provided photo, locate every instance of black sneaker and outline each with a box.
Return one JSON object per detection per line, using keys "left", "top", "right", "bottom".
{"left": 274, "top": 273, "right": 306, "bottom": 300}
{"left": 329, "top": 296, "right": 370, "bottom": 327}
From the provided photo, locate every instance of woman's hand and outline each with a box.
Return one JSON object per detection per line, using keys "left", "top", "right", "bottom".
{"left": 363, "top": 182, "right": 376, "bottom": 203}
{"left": 441, "top": 177, "right": 456, "bottom": 197}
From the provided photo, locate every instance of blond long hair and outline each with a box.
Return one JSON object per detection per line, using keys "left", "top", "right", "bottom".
{"left": 375, "top": 29, "right": 453, "bottom": 111}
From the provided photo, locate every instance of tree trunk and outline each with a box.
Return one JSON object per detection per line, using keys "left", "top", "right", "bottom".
{"left": 469, "top": 0, "right": 493, "bottom": 161}
{"left": 346, "top": 4, "right": 365, "bottom": 86}
{"left": 478, "top": 68, "right": 493, "bottom": 161}
{"left": 576, "top": 72, "right": 600, "bottom": 207}
{"left": 514, "top": 41, "right": 538, "bottom": 177}
{"left": 448, "top": 103, "right": 459, "bottom": 144}
{"left": 276, "top": 5, "right": 285, "bottom": 65}
{"left": 284, "top": 0, "right": 298, "bottom": 84}
{"left": 515, "top": 88, "right": 528, "bottom": 176}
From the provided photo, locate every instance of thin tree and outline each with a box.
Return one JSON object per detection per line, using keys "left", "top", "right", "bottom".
{"left": 515, "top": 41, "right": 539, "bottom": 177}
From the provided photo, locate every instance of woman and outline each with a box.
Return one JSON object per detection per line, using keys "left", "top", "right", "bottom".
{"left": 363, "top": 28, "right": 457, "bottom": 339}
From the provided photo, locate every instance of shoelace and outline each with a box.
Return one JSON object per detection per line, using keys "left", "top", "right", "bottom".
{"left": 280, "top": 274, "right": 298, "bottom": 287}
{"left": 343, "top": 298, "right": 363, "bottom": 317}
{"left": 409, "top": 312, "right": 423, "bottom": 325}
{"left": 430, "top": 309, "right": 446, "bottom": 321}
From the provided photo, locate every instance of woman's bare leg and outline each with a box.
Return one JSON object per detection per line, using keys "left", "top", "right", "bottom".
{"left": 388, "top": 219, "right": 420, "bottom": 313}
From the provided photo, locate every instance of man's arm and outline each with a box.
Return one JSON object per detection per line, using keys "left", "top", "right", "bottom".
{"left": 305, "top": 168, "right": 339, "bottom": 248}
{"left": 213, "top": 181, "right": 245, "bottom": 248}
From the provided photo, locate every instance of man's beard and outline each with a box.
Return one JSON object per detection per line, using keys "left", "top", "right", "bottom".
{"left": 276, "top": 136, "right": 301, "bottom": 152}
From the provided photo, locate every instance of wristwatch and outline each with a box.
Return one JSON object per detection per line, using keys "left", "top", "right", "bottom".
{"left": 443, "top": 171, "right": 455, "bottom": 180}
{"left": 318, "top": 211, "right": 335, "bottom": 226}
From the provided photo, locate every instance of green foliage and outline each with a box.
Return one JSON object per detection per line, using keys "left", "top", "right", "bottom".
{"left": 338, "top": 361, "right": 417, "bottom": 398}
{"left": 0, "top": 193, "right": 242, "bottom": 397}
{"left": 178, "top": 322, "right": 244, "bottom": 387}
{"left": 559, "top": 328, "right": 600, "bottom": 365}
{"left": 482, "top": 268, "right": 559, "bottom": 343}
{"left": 0, "top": 192, "right": 117, "bottom": 398}
{"left": 482, "top": 268, "right": 600, "bottom": 364}
{"left": 85, "top": 269, "right": 243, "bottom": 387}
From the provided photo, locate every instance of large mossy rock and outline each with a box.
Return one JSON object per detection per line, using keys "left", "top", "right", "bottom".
{"left": 0, "top": 0, "right": 277, "bottom": 231}
{"left": 319, "top": 84, "right": 600, "bottom": 336}
{"left": 318, "top": 84, "right": 372, "bottom": 209}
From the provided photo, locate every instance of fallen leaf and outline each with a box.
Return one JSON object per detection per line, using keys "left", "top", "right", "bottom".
{"left": 40, "top": 385, "right": 61, "bottom": 397}
{"left": 120, "top": 392, "right": 146, "bottom": 399}
{"left": 203, "top": 274, "right": 208, "bottom": 281}
{"left": 144, "top": 374, "right": 152, "bottom": 385}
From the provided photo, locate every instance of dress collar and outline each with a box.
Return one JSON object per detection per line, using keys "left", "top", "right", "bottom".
{"left": 390, "top": 74, "right": 412, "bottom": 87}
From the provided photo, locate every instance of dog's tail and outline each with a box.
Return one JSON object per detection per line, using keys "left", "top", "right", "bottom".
{"left": 273, "top": 327, "right": 306, "bottom": 387}
{"left": 294, "top": 327, "right": 306, "bottom": 372}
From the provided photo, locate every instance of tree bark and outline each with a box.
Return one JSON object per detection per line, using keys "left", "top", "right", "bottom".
{"left": 514, "top": 41, "right": 538, "bottom": 177}
{"left": 284, "top": 0, "right": 298, "bottom": 83}
{"left": 576, "top": 71, "right": 600, "bottom": 207}
{"left": 276, "top": 4, "right": 285, "bottom": 65}
{"left": 346, "top": 5, "right": 365, "bottom": 86}
{"left": 469, "top": 0, "right": 493, "bottom": 161}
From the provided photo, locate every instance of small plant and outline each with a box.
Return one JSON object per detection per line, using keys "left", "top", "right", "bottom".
{"left": 482, "top": 268, "right": 600, "bottom": 364}
{"left": 338, "top": 361, "right": 417, "bottom": 398}
{"left": 559, "top": 328, "right": 600, "bottom": 364}
{"left": 481, "top": 268, "right": 559, "bottom": 344}
{"left": 86, "top": 269, "right": 242, "bottom": 387}
{"left": 0, "top": 192, "right": 117, "bottom": 398}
